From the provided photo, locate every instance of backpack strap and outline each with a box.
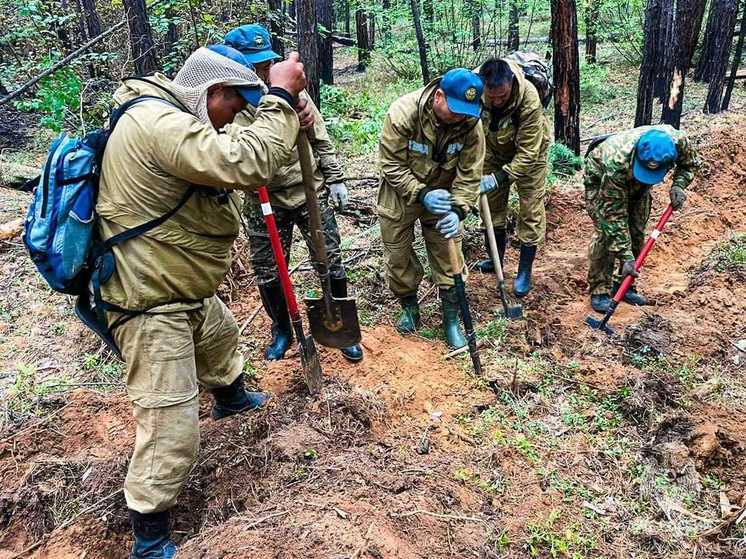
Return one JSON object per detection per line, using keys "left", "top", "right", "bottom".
{"left": 585, "top": 133, "right": 614, "bottom": 158}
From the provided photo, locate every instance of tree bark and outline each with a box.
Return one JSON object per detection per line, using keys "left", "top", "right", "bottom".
{"left": 80, "top": 0, "right": 102, "bottom": 39}
{"left": 297, "top": 0, "right": 320, "bottom": 106}
{"left": 466, "top": 0, "right": 482, "bottom": 50}
{"left": 508, "top": 0, "right": 520, "bottom": 51}
{"left": 344, "top": 0, "right": 350, "bottom": 35}
{"left": 695, "top": 0, "right": 737, "bottom": 83}
{"left": 683, "top": 0, "right": 707, "bottom": 68}
{"left": 654, "top": 0, "right": 676, "bottom": 102}
{"left": 635, "top": 0, "right": 663, "bottom": 126}
{"left": 410, "top": 0, "right": 430, "bottom": 85}
{"left": 704, "top": 0, "right": 739, "bottom": 112}
{"left": 123, "top": 0, "right": 159, "bottom": 75}
{"left": 317, "top": 0, "right": 334, "bottom": 84}
{"left": 551, "top": 0, "right": 581, "bottom": 154}
{"left": 268, "top": 0, "right": 286, "bottom": 58}
{"left": 356, "top": 9, "right": 371, "bottom": 70}
{"left": 721, "top": 0, "right": 746, "bottom": 110}
{"left": 584, "top": 0, "right": 599, "bottom": 63}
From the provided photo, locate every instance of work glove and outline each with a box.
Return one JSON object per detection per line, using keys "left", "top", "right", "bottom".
{"left": 620, "top": 258, "right": 639, "bottom": 279}
{"left": 422, "top": 189, "right": 452, "bottom": 215}
{"left": 479, "top": 169, "right": 509, "bottom": 194}
{"left": 670, "top": 185, "right": 687, "bottom": 211}
{"left": 329, "top": 182, "right": 349, "bottom": 210}
{"left": 436, "top": 211, "right": 460, "bottom": 239}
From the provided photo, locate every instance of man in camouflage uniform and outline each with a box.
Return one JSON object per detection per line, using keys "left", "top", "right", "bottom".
{"left": 378, "top": 68, "right": 485, "bottom": 349}
{"left": 225, "top": 24, "right": 363, "bottom": 362}
{"left": 475, "top": 57, "right": 551, "bottom": 297}
{"left": 584, "top": 125, "right": 698, "bottom": 312}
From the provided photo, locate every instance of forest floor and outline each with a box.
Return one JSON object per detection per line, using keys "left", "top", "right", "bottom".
{"left": 1, "top": 50, "right": 745, "bottom": 559}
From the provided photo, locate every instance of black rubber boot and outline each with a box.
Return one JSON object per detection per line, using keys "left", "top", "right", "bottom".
{"left": 513, "top": 244, "right": 537, "bottom": 298}
{"left": 591, "top": 294, "right": 612, "bottom": 314}
{"left": 440, "top": 288, "right": 467, "bottom": 349}
{"left": 330, "top": 276, "right": 363, "bottom": 362}
{"left": 613, "top": 284, "right": 649, "bottom": 306}
{"left": 211, "top": 375, "right": 268, "bottom": 420}
{"left": 258, "top": 282, "right": 293, "bottom": 361}
{"left": 475, "top": 228, "right": 507, "bottom": 273}
{"left": 129, "top": 509, "right": 176, "bottom": 559}
{"left": 396, "top": 294, "right": 420, "bottom": 334}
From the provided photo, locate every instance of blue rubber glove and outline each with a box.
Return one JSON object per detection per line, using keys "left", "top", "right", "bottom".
{"left": 422, "top": 189, "right": 452, "bottom": 215}
{"left": 436, "top": 211, "right": 460, "bottom": 239}
{"left": 480, "top": 174, "right": 498, "bottom": 194}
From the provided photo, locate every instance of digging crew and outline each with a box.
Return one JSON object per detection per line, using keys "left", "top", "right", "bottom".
{"left": 377, "top": 68, "right": 485, "bottom": 349}
{"left": 225, "top": 24, "right": 363, "bottom": 363}
{"left": 95, "top": 46, "right": 309, "bottom": 558}
{"left": 584, "top": 125, "right": 699, "bottom": 313}
{"left": 475, "top": 57, "right": 551, "bottom": 298}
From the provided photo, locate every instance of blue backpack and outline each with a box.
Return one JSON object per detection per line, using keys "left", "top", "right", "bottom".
{"left": 23, "top": 87, "right": 193, "bottom": 357}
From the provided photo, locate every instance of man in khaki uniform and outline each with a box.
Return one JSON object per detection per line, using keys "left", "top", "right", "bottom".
{"left": 93, "top": 46, "right": 309, "bottom": 558}
{"left": 378, "top": 68, "right": 485, "bottom": 349}
{"left": 225, "top": 24, "right": 363, "bottom": 363}
{"left": 475, "top": 57, "right": 551, "bottom": 297}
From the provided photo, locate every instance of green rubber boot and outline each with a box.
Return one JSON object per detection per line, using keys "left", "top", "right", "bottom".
{"left": 440, "top": 288, "right": 467, "bottom": 349}
{"left": 396, "top": 295, "right": 420, "bottom": 334}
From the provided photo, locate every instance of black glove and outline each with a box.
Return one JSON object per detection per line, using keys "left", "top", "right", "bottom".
{"left": 621, "top": 259, "right": 639, "bottom": 278}
{"left": 670, "top": 186, "right": 687, "bottom": 211}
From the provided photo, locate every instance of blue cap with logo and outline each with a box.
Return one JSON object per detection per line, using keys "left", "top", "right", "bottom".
{"left": 224, "top": 24, "right": 282, "bottom": 65}
{"left": 439, "top": 68, "right": 484, "bottom": 118}
{"left": 206, "top": 44, "right": 263, "bottom": 107}
{"left": 633, "top": 129, "right": 678, "bottom": 185}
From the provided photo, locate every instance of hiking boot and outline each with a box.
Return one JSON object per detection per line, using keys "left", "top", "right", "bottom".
{"left": 513, "top": 243, "right": 537, "bottom": 298}
{"left": 211, "top": 375, "right": 268, "bottom": 420}
{"left": 440, "top": 288, "right": 467, "bottom": 349}
{"left": 396, "top": 294, "right": 420, "bottom": 334}
{"left": 129, "top": 509, "right": 177, "bottom": 559}
{"left": 614, "top": 284, "right": 649, "bottom": 306}
{"left": 591, "top": 294, "right": 612, "bottom": 314}
{"left": 258, "top": 282, "right": 293, "bottom": 361}
{"left": 330, "top": 276, "right": 364, "bottom": 362}
{"left": 475, "top": 228, "right": 507, "bottom": 274}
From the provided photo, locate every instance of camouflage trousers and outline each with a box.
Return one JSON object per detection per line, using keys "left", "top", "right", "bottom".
{"left": 244, "top": 191, "right": 345, "bottom": 286}
{"left": 586, "top": 189, "right": 652, "bottom": 295}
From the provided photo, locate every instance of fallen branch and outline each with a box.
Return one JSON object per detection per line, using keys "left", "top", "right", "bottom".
{"left": 390, "top": 508, "right": 487, "bottom": 524}
{"left": 0, "top": 218, "right": 23, "bottom": 241}
{"left": 444, "top": 339, "right": 488, "bottom": 359}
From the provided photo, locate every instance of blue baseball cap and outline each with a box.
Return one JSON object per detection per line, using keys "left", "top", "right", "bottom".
{"left": 439, "top": 68, "right": 484, "bottom": 118}
{"left": 206, "top": 44, "right": 263, "bottom": 107}
{"left": 224, "top": 24, "right": 281, "bottom": 64}
{"left": 633, "top": 129, "right": 678, "bottom": 185}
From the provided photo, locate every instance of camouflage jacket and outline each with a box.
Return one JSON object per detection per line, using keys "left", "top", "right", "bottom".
{"left": 584, "top": 124, "right": 699, "bottom": 260}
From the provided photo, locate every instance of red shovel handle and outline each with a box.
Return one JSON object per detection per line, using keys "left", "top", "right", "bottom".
{"left": 257, "top": 186, "right": 301, "bottom": 320}
{"left": 612, "top": 203, "right": 675, "bottom": 304}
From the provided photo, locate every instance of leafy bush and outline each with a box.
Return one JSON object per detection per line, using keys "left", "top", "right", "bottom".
{"left": 580, "top": 62, "right": 616, "bottom": 105}
{"left": 14, "top": 66, "right": 81, "bottom": 132}
{"left": 547, "top": 142, "right": 583, "bottom": 185}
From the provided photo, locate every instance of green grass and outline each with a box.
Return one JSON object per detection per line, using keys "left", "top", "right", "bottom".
{"left": 526, "top": 510, "right": 597, "bottom": 559}
{"left": 713, "top": 232, "right": 746, "bottom": 273}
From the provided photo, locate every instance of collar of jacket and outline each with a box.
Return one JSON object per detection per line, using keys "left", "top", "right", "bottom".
{"left": 416, "top": 78, "right": 480, "bottom": 145}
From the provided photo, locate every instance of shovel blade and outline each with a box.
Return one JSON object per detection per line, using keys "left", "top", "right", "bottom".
{"left": 505, "top": 306, "right": 524, "bottom": 320}
{"left": 305, "top": 295, "right": 362, "bottom": 349}
{"left": 298, "top": 335, "right": 323, "bottom": 395}
{"left": 584, "top": 315, "right": 614, "bottom": 336}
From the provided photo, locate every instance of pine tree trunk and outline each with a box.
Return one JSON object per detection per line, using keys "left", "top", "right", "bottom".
{"left": 297, "top": 0, "right": 320, "bottom": 106}
{"left": 551, "top": 0, "right": 581, "bottom": 155}
{"left": 695, "top": 0, "right": 737, "bottom": 83}
{"left": 508, "top": 0, "right": 520, "bottom": 51}
{"left": 80, "top": 0, "right": 102, "bottom": 39}
{"left": 370, "top": 14, "right": 376, "bottom": 48}
{"left": 635, "top": 0, "right": 663, "bottom": 126}
{"left": 344, "top": 0, "right": 350, "bottom": 35}
{"left": 410, "top": 0, "right": 430, "bottom": 84}
{"left": 721, "top": 0, "right": 746, "bottom": 110}
{"left": 684, "top": 0, "right": 707, "bottom": 67}
{"left": 356, "top": 9, "right": 371, "bottom": 70}
{"left": 466, "top": 0, "right": 482, "bottom": 50}
{"left": 584, "top": 0, "right": 599, "bottom": 63}
{"left": 268, "top": 0, "right": 286, "bottom": 58}
{"left": 654, "top": 0, "right": 676, "bottom": 102}
{"left": 289, "top": 0, "right": 296, "bottom": 20}
{"left": 317, "top": 0, "right": 334, "bottom": 84}
{"left": 123, "top": 0, "right": 159, "bottom": 76}
{"left": 704, "top": 0, "right": 739, "bottom": 112}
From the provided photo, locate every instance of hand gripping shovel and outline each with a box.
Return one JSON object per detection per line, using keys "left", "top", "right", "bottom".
{"left": 586, "top": 203, "right": 674, "bottom": 336}
{"left": 479, "top": 194, "right": 523, "bottom": 320}
{"left": 296, "top": 130, "right": 362, "bottom": 349}
{"left": 447, "top": 238, "right": 483, "bottom": 375}
{"left": 258, "top": 186, "right": 322, "bottom": 395}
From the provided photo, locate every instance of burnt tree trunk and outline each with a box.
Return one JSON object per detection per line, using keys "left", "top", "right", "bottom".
{"left": 696, "top": 0, "right": 738, "bottom": 82}
{"left": 297, "top": 0, "right": 320, "bottom": 106}
{"left": 661, "top": 0, "right": 707, "bottom": 127}
{"left": 508, "top": 0, "right": 520, "bottom": 51}
{"left": 355, "top": 9, "right": 371, "bottom": 70}
{"left": 684, "top": 0, "right": 707, "bottom": 67}
{"left": 123, "top": 0, "right": 159, "bottom": 75}
{"left": 551, "top": 0, "right": 581, "bottom": 154}
{"left": 704, "top": 0, "right": 739, "bottom": 112}
{"left": 317, "top": 0, "right": 334, "bottom": 84}
{"left": 268, "top": 0, "right": 286, "bottom": 58}
{"left": 585, "top": 0, "right": 599, "bottom": 63}
{"left": 721, "top": 0, "right": 746, "bottom": 110}
{"left": 410, "top": 0, "right": 430, "bottom": 84}
{"left": 635, "top": 0, "right": 664, "bottom": 126}
{"left": 654, "top": 0, "right": 675, "bottom": 103}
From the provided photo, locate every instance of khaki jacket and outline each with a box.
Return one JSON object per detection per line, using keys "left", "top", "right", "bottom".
{"left": 377, "top": 79, "right": 485, "bottom": 220}
{"left": 234, "top": 91, "right": 343, "bottom": 209}
{"left": 97, "top": 74, "right": 299, "bottom": 311}
{"left": 480, "top": 60, "right": 551, "bottom": 182}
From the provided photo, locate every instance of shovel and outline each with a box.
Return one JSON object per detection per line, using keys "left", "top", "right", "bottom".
{"left": 296, "top": 130, "right": 362, "bottom": 349}
{"left": 479, "top": 194, "right": 523, "bottom": 320}
{"left": 586, "top": 203, "right": 674, "bottom": 336}
{"left": 258, "top": 186, "right": 322, "bottom": 395}
{"left": 447, "top": 238, "right": 483, "bottom": 375}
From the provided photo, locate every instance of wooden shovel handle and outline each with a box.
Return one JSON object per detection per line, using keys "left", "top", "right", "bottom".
{"left": 297, "top": 130, "right": 329, "bottom": 270}
{"left": 447, "top": 238, "right": 462, "bottom": 277}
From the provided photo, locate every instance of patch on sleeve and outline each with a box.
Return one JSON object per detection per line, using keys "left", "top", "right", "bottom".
{"left": 446, "top": 143, "right": 464, "bottom": 156}
{"left": 408, "top": 140, "right": 430, "bottom": 155}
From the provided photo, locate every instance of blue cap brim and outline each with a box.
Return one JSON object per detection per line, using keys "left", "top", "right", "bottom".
{"left": 445, "top": 95, "right": 481, "bottom": 118}
{"left": 242, "top": 50, "right": 281, "bottom": 64}
{"left": 237, "top": 86, "right": 263, "bottom": 108}
{"left": 633, "top": 156, "right": 670, "bottom": 185}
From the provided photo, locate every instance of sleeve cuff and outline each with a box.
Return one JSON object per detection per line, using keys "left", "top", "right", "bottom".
{"left": 267, "top": 87, "right": 295, "bottom": 108}
{"left": 453, "top": 206, "right": 466, "bottom": 221}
